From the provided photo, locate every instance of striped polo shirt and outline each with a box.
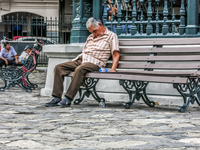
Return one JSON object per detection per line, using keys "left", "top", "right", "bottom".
{"left": 73, "top": 28, "right": 119, "bottom": 68}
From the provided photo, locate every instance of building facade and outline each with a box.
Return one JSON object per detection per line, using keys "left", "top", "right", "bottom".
{"left": 2, "top": 0, "right": 200, "bottom": 44}
{"left": 0, "top": 0, "right": 59, "bottom": 20}
{"left": 0, "top": 0, "right": 72, "bottom": 43}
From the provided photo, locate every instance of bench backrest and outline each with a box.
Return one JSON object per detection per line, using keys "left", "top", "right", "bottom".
{"left": 22, "top": 43, "right": 43, "bottom": 72}
{"left": 106, "top": 38, "right": 200, "bottom": 74}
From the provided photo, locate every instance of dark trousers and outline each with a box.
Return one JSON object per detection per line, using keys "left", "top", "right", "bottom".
{"left": 0, "top": 59, "right": 17, "bottom": 67}
{"left": 52, "top": 58, "right": 99, "bottom": 100}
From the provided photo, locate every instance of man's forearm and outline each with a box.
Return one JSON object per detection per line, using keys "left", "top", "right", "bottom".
{"left": 111, "top": 51, "right": 120, "bottom": 72}
{"left": 0, "top": 57, "right": 7, "bottom": 62}
{"left": 15, "top": 55, "right": 18, "bottom": 61}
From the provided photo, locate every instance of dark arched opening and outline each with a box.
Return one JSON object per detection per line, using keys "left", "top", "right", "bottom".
{"left": 1, "top": 12, "right": 46, "bottom": 40}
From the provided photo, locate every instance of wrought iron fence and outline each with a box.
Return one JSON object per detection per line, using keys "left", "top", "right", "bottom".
{"left": 103, "top": 0, "right": 189, "bottom": 37}
{"left": 0, "top": 13, "right": 72, "bottom": 65}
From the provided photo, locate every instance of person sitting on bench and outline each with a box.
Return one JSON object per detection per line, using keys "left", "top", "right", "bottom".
{"left": 0, "top": 41, "right": 18, "bottom": 67}
{"left": 45, "top": 17, "right": 120, "bottom": 108}
{"left": 18, "top": 45, "right": 32, "bottom": 64}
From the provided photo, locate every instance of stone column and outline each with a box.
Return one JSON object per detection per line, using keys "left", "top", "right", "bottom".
{"left": 186, "top": 0, "right": 199, "bottom": 35}
{"left": 93, "top": 0, "right": 102, "bottom": 20}
{"left": 40, "top": 44, "right": 84, "bottom": 97}
{"left": 70, "top": 0, "right": 93, "bottom": 43}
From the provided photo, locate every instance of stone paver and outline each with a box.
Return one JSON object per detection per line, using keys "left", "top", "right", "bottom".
{"left": 0, "top": 71, "right": 200, "bottom": 150}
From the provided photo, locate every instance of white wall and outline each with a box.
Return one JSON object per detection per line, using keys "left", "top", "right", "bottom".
{"left": 0, "top": 0, "right": 59, "bottom": 21}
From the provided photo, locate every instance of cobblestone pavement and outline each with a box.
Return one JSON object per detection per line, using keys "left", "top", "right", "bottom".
{"left": 0, "top": 71, "right": 200, "bottom": 150}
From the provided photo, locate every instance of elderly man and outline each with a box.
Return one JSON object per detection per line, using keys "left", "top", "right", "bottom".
{"left": 45, "top": 17, "right": 120, "bottom": 107}
{"left": 0, "top": 41, "right": 18, "bottom": 67}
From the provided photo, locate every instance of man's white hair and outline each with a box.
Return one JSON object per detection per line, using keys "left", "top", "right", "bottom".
{"left": 86, "top": 17, "right": 102, "bottom": 29}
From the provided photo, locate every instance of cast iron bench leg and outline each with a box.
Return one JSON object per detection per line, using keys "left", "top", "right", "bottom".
{"left": 0, "top": 79, "right": 7, "bottom": 91}
{"left": 6, "top": 80, "right": 16, "bottom": 90}
{"left": 196, "top": 78, "right": 200, "bottom": 106}
{"left": 24, "top": 76, "right": 36, "bottom": 90}
{"left": 196, "top": 92, "right": 200, "bottom": 106}
{"left": 0, "top": 69, "right": 7, "bottom": 91}
{"left": 26, "top": 74, "right": 38, "bottom": 89}
{"left": 120, "top": 80, "right": 155, "bottom": 109}
{"left": 141, "top": 86, "right": 155, "bottom": 107}
{"left": 73, "top": 78, "right": 105, "bottom": 107}
{"left": 174, "top": 78, "right": 200, "bottom": 112}
{"left": 18, "top": 80, "right": 32, "bottom": 92}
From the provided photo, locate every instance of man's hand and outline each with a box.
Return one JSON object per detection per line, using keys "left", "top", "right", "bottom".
{"left": 15, "top": 59, "right": 18, "bottom": 64}
{"left": 0, "top": 57, "right": 8, "bottom": 65}
{"left": 5, "top": 59, "right": 8, "bottom": 65}
{"left": 15, "top": 55, "right": 18, "bottom": 64}
{"left": 110, "top": 68, "right": 116, "bottom": 72}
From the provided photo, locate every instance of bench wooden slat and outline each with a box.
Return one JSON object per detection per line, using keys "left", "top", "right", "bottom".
{"left": 119, "top": 38, "right": 200, "bottom": 42}
{"left": 119, "top": 39, "right": 200, "bottom": 46}
{"left": 106, "top": 63, "right": 200, "bottom": 70}
{"left": 119, "top": 41, "right": 200, "bottom": 46}
{"left": 120, "top": 55, "right": 200, "bottom": 61}
{"left": 120, "top": 47, "right": 200, "bottom": 54}
{"left": 113, "top": 70, "right": 200, "bottom": 77}
{"left": 68, "top": 72, "right": 188, "bottom": 84}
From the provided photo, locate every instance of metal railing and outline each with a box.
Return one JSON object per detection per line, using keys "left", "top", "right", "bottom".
{"left": 0, "top": 13, "right": 72, "bottom": 65}
{"left": 103, "top": 0, "right": 191, "bottom": 37}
